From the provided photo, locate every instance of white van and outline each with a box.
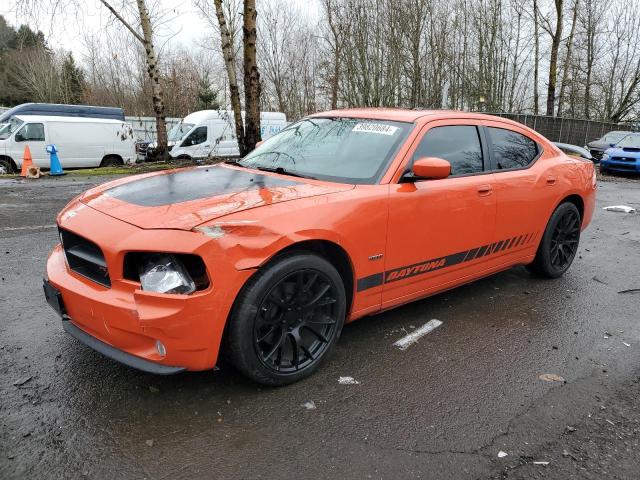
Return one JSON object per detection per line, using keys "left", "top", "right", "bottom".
{"left": 0, "top": 115, "right": 136, "bottom": 174}
{"left": 165, "top": 110, "right": 287, "bottom": 160}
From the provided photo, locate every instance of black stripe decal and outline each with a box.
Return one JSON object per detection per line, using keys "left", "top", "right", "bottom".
{"left": 357, "top": 273, "right": 384, "bottom": 292}
{"left": 356, "top": 232, "right": 538, "bottom": 291}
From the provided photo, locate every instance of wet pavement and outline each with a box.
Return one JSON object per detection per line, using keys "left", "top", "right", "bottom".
{"left": 1, "top": 174, "right": 639, "bottom": 479}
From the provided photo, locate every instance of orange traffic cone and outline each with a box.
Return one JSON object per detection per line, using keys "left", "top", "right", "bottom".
{"left": 20, "top": 145, "right": 33, "bottom": 177}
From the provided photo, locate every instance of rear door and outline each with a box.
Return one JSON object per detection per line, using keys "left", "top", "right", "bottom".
{"left": 382, "top": 120, "right": 497, "bottom": 305}
{"left": 482, "top": 120, "right": 550, "bottom": 257}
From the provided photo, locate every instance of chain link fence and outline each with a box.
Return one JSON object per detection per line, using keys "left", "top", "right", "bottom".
{"left": 489, "top": 113, "right": 633, "bottom": 146}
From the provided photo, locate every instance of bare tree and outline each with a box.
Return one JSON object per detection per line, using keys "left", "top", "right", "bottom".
{"left": 96, "top": 0, "right": 168, "bottom": 156}
{"left": 213, "top": 0, "right": 245, "bottom": 153}
{"left": 540, "top": 0, "right": 564, "bottom": 115}
{"left": 243, "top": 0, "right": 261, "bottom": 152}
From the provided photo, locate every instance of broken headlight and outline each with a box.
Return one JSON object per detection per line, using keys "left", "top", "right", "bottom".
{"left": 138, "top": 254, "right": 196, "bottom": 294}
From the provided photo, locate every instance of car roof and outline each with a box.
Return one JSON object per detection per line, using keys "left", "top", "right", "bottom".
{"left": 308, "top": 108, "right": 524, "bottom": 125}
{"left": 14, "top": 115, "right": 125, "bottom": 124}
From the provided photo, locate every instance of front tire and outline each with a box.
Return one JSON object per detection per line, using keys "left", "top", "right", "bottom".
{"left": 527, "top": 202, "right": 581, "bottom": 278}
{"left": 0, "top": 157, "right": 15, "bottom": 175}
{"left": 226, "top": 253, "right": 346, "bottom": 386}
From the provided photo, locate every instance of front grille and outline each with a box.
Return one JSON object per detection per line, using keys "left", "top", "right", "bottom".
{"left": 611, "top": 156, "right": 637, "bottom": 163}
{"left": 590, "top": 149, "right": 604, "bottom": 161}
{"left": 59, "top": 228, "right": 111, "bottom": 287}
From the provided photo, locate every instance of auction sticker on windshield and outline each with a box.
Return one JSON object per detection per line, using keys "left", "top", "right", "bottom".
{"left": 352, "top": 122, "right": 399, "bottom": 135}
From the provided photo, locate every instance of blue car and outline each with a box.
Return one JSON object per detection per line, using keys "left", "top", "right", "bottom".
{"left": 600, "top": 133, "right": 640, "bottom": 174}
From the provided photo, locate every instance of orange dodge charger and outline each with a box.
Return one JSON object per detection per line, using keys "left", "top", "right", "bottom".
{"left": 44, "top": 109, "right": 596, "bottom": 385}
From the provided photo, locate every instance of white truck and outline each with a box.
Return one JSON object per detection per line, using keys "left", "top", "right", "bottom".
{"left": 0, "top": 115, "right": 136, "bottom": 174}
{"left": 160, "top": 110, "right": 287, "bottom": 160}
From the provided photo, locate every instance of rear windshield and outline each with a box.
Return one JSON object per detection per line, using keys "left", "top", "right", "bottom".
{"left": 238, "top": 117, "right": 412, "bottom": 184}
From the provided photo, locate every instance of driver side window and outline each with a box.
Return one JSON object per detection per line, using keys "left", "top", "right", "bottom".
{"left": 16, "top": 123, "right": 45, "bottom": 142}
{"left": 182, "top": 126, "right": 207, "bottom": 146}
{"left": 413, "top": 125, "right": 484, "bottom": 175}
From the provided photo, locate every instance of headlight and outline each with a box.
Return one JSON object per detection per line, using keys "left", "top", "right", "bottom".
{"left": 601, "top": 153, "right": 609, "bottom": 161}
{"left": 139, "top": 254, "right": 196, "bottom": 294}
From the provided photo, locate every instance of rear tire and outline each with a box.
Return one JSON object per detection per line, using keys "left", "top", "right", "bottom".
{"left": 100, "top": 155, "right": 123, "bottom": 168}
{"left": 0, "top": 157, "right": 15, "bottom": 175}
{"left": 226, "top": 253, "right": 346, "bottom": 386}
{"left": 527, "top": 202, "right": 581, "bottom": 278}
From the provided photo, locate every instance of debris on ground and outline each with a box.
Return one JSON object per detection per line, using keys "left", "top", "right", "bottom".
{"left": 566, "top": 426, "right": 576, "bottom": 433}
{"left": 338, "top": 376, "right": 360, "bottom": 385}
{"left": 13, "top": 376, "right": 32, "bottom": 386}
{"left": 618, "top": 288, "right": 640, "bottom": 294}
{"left": 393, "top": 319, "right": 443, "bottom": 350}
{"left": 622, "top": 341, "right": 631, "bottom": 347}
{"left": 301, "top": 400, "right": 316, "bottom": 410}
{"left": 148, "top": 386, "right": 160, "bottom": 393}
{"left": 592, "top": 275, "right": 608, "bottom": 285}
{"left": 533, "top": 461, "right": 550, "bottom": 465}
{"left": 145, "top": 439, "right": 154, "bottom": 447}
{"left": 539, "top": 374, "right": 566, "bottom": 383}
{"left": 497, "top": 451, "right": 508, "bottom": 458}
{"left": 603, "top": 205, "right": 636, "bottom": 213}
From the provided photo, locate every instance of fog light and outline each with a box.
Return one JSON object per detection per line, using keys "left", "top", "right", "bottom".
{"left": 155, "top": 340, "right": 166, "bottom": 357}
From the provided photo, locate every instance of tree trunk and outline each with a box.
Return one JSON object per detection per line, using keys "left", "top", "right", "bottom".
{"left": 557, "top": 0, "right": 578, "bottom": 116}
{"left": 242, "top": 0, "right": 261, "bottom": 155}
{"left": 214, "top": 0, "right": 245, "bottom": 156}
{"left": 546, "top": 0, "right": 563, "bottom": 116}
{"left": 533, "top": 0, "right": 540, "bottom": 115}
{"left": 135, "top": 0, "right": 167, "bottom": 159}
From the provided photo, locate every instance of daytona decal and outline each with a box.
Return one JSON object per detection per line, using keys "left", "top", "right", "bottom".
{"left": 356, "top": 232, "right": 538, "bottom": 292}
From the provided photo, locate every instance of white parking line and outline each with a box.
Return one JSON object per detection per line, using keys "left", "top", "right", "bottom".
{"left": 2, "top": 224, "right": 57, "bottom": 231}
{"left": 393, "top": 319, "right": 443, "bottom": 350}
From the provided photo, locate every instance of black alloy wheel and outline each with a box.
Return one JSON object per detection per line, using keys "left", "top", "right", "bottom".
{"left": 549, "top": 208, "right": 580, "bottom": 270}
{"left": 254, "top": 269, "right": 340, "bottom": 373}
{"left": 226, "top": 253, "right": 346, "bottom": 385}
{"left": 527, "top": 202, "right": 581, "bottom": 278}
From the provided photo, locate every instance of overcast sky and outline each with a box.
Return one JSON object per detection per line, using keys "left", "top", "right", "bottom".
{"left": 0, "top": 0, "right": 316, "bottom": 60}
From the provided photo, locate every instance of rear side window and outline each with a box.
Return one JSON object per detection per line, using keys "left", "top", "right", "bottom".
{"left": 183, "top": 126, "right": 207, "bottom": 146}
{"left": 488, "top": 127, "right": 539, "bottom": 170}
{"left": 413, "top": 125, "right": 483, "bottom": 175}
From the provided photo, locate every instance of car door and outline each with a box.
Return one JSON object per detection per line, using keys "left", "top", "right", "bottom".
{"left": 382, "top": 120, "right": 497, "bottom": 306}
{"left": 481, "top": 120, "right": 550, "bottom": 258}
{"left": 179, "top": 125, "right": 209, "bottom": 158}
{"left": 14, "top": 122, "right": 48, "bottom": 167}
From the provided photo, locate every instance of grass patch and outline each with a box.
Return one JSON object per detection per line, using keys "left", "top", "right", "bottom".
{"left": 0, "top": 158, "right": 226, "bottom": 179}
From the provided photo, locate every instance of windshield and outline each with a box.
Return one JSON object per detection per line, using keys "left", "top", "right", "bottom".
{"left": 238, "top": 117, "right": 411, "bottom": 184}
{"left": 602, "top": 132, "right": 627, "bottom": 143}
{"left": 0, "top": 117, "right": 25, "bottom": 140}
{"left": 168, "top": 122, "right": 195, "bottom": 142}
{"left": 615, "top": 134, "right": 640, "bottom": 148}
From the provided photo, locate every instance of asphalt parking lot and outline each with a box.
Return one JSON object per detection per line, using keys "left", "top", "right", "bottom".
{"left": 1, "top": 174, "right": 639, "bottom": 479}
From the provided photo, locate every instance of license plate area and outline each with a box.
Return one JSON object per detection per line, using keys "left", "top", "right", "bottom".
{"left": 43, "top": 279, "right": 67, "bottom": 318}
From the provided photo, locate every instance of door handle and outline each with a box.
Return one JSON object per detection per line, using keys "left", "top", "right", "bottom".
{"left": 477, "top": 184, "right": 493, "bottom": 196}
{"left": 546, "top": 176, "right": 557, "bottom": 185}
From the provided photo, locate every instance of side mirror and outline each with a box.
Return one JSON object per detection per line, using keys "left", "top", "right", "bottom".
{"left": 14, "top": 131, "right": 25, "bottom": 142}
{"left": 609, "top": 143, "right": 616, "bottom": 148}
{"left": 412, "top": 157, "right": 451, "bottom": 180}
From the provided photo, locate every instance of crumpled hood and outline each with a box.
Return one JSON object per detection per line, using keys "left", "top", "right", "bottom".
{"left": 79, "top": 164, "right": 353, "bottom": 230}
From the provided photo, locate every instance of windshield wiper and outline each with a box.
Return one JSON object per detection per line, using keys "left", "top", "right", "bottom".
{"left": 256, "top": 166, "right": 317, "bottom": 180}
